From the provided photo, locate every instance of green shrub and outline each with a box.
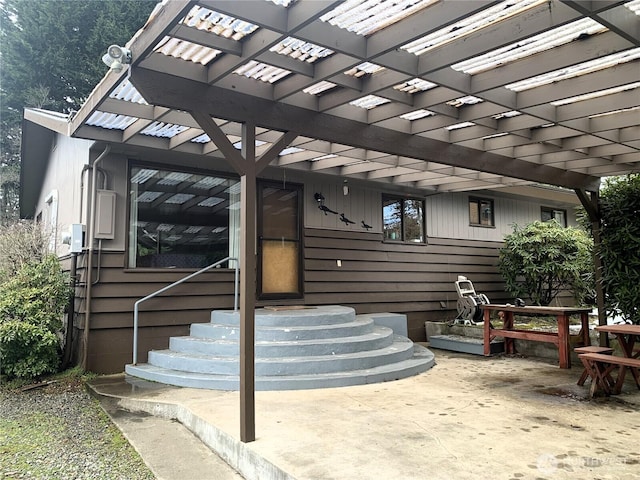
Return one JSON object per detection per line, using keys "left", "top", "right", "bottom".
{"left": 0, "top": 321, "right": 60, "bottom": 378}
{"left": 599, "top": 175, "right": 640, "bottom": 324}
{"left": 0, "top": 255, "right": 70, "bottom": 379}
{"left": 499, "top": 220, "right": 594, "bottom": 306}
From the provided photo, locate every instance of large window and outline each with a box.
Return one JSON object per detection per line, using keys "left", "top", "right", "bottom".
{"left": 128, "top": 165, "right": 240, "bottom": 269}
{"left": 541, "top": 206, "right": 567, "bottom": 227}
{"left": 382, "top": 195, "right": 425, "bottom": 243}
{"left": 469, "top": 197, "right": 494, "bottom": 227}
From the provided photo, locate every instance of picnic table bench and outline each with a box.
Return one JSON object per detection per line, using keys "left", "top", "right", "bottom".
{"left": 578, "top": 352, "right": 640, "bottom": 397}
{"left": 579, "top": 323, "right": 640, "bottom": 397}
{"left": 483, "top": 304, "right": 591, "bottom": 368}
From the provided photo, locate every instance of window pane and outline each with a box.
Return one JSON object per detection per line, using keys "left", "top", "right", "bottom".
{"left": 129, "top": 166, "right": 239, "bottom": 268}
{"left": 261, "top": 240, "right": 299, "bottom": 294}
{"left": 541, "top": 207, "right": 566, "bottom": 227}
{"left": 383, "top": 197, "right": 402, "bottom": 241}
{"left": 262, "top": 187, "right": 298, "bottom": 239}
{"left": 469, "top": 200, "right": 480, "bottom": 224}
{"left": 470, "top": 198, "right": 494, "bottom": 226}
{"left": 404, "top": 199, "right": 424, "bottom": 242}
{"left": 480, "top": 200, "right": 493, "bottom": 226}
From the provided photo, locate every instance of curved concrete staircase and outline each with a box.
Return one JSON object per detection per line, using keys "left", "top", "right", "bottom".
{"left": 125, "top": 305, "right": 435, "bottom": 390}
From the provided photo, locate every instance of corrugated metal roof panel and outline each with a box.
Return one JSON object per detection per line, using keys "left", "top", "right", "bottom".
{"left": 506, "top": 47, "right": 640, "bottom": 91}
{"left": 401, "top": 0, "right": 546, "bottom": 55}
{"left": 350, "top": 95, "right": 391, "bottom": 109}
{"left": 320, "top": 0, "right": 437, "bottom": 36}
{"left": 109, "top": 80, "right": 148, "bottom": 104}
{"left": 447, "top": 96, "right": 483, "bottom": 107}
{"left": 270, "top": 37, "right": 334, "bottom": 63}
{"left": 452, "top": 18, "right": 607, "bottom": 75}
{"left": 551, "top": 82, "right": 640, "bottom": 106}
{"left": 86, "top": 111, "right": 137, "bottom": 130}
{"left": 303, "top": 81, "right": 337, "bottom": 95}
{"left": 155, "top": 36, "right": 222, "bottom": 65}
{"left": 234, "top": 61, "right": 292, "bottom": 83}
{"left": 181, "top": 6, "right": 259, "bottom": 39}
{"left": 394, "top": 78, "right": 437, "bottom": 93}
{"left": 140, "top": 122, "right": 190, "bottom": 138}
{"left": 344, "top": 62, "right": 384, "bottom": 77}
{"left": 400, "top": 109, "right": 436, "bottom": 120}
{"left": 625, "top": 0, "right": 640, "bottom": 15}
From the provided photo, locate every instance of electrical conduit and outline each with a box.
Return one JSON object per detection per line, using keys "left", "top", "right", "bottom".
{"left": 81, "top": 145, "right": 110, "bottom": 371}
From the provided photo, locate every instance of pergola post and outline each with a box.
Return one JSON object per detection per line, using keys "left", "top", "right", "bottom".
{"left": 240, "top": 122, "right": 257, "bottom": 443}
{"left": 575, "top": 188, "right": 608, "bottom": 347}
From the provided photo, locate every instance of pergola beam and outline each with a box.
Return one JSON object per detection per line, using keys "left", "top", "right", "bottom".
{"left": 131, "top": 66, "right": 601, "bottom": 191}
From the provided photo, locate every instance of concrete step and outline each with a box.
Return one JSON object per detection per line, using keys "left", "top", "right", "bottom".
{"left": 128, "top": 306, "right": 433, "bottom": 391}
{"left": 125, "top": 344, "right": 435, "bottom": 391}
{"left": 190, "top": 317, "right": 375, "bottom": 341}
{"left": 211, "top": 305, "right": 355, "bottom": 327}
{"left": 148, "top": 336, "right": 416, "bottom": 376}
{"left": 170, "top": 325, "right": 394, "bottom": 357}
{"left": 429, "top": 334, "right": 505, "bottom": 355}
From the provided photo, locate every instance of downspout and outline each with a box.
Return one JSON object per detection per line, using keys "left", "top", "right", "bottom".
{"left": 82, "top": 145, "right": 111, "bottom": 371}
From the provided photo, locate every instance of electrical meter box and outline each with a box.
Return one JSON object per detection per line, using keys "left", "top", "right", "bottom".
{"left": 94, "top": 190, "right": 116, "bottom": 240}
{"left": 70, "top": 224, "right": 85, "bottom": 253}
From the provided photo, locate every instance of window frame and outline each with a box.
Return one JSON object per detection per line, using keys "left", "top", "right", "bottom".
{"left": 257, "top": 180, "right": 304, "bottom": 300}
{"left": 541, "top": 206, "right": 567, "bottom": 227}
{"left": 125, "top": 160, "right": 240, "bottom": 270}
{"left": 382, "top": 194, "right": 427, "bottom": 244}
{"left": 468, "top": 196, "right": 495, "bottom": 228}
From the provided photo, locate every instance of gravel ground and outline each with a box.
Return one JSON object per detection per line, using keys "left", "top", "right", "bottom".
{"left": 0, "top": 379, "right": 155, "bottom": 480}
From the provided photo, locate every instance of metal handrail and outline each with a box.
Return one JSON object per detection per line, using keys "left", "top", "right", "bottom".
{"left": 132, "top": 256, "right": 239, "bottom": 365}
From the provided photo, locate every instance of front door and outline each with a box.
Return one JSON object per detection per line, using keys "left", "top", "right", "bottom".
{"left": 258, "top": 182, "right": 303, "bottom": 299}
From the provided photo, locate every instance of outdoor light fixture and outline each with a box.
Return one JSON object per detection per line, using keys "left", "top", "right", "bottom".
{"left": 102, "top": 44, "right": 131, "bottom": 72}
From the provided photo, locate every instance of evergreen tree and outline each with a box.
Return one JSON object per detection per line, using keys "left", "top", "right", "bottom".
{"left": 0, "top": 0, "right": 156, "bottom": 223}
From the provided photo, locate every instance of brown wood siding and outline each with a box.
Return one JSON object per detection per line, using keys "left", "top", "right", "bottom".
{"left": 303, "top": 228, "right": 509, "bottom": 341}
{"left": 70, "top": 251, "right": 238, "bottom": 373}
{"left": 69, "top": 231, "right": 514, "bottom": 373}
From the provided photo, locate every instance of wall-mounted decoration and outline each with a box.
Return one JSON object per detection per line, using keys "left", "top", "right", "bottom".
{"left": 361, "top": 221, "right": 372, "bottom": 230}
{"left": 314, "top": 192, "right": 338, "bottom": 215}
{"left": 339, "top": 213, "right": 355, "bottom": 225}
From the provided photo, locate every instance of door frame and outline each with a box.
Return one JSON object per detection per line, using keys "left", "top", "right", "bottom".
{"left": 257, "top": 180, "right": 304, "bottom": 300}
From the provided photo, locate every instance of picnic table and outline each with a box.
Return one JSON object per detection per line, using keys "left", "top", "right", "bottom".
{"left": 578, "top": 324, "right": 640, "bottom": 396}
{"left": 482, "top": 304, "right": 592, "bottom": 368}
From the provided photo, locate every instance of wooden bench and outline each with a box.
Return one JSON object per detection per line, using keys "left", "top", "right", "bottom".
{"left": 574, "top": 346, "right": 614, "bottom": 386}
{"left": 578, "top": 352, "right": 640, "bottom": 397}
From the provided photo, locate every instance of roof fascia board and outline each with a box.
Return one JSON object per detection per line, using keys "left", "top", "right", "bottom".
{"left": 20, "top": 120, "right": 55, "bottom": 218}
{"left": 24, "top": 108, "right": 70, "bottom": 136}
{"left": 131, "top": 66, "right": 601, "bottom": 191}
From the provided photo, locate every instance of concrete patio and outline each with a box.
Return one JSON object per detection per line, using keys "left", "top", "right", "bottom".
{"left": 88, "top": 347, "right": 640, "bottom": 480}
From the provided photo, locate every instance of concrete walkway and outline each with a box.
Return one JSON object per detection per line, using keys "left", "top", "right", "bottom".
{"left": 88, "top": 348, "right": 640, "bottom": 480}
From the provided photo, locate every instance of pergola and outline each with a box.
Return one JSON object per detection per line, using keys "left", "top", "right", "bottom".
{"left": 31, "top": 0, "right": 639, "bottom": 442}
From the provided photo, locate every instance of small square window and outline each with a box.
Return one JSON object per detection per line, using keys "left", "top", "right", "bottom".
{"left": 469, "top": 197, "right": 494, "bottom": 227}
{"left": 541, "top": 207, "right": 567, "bottom": 227}
{"left": 382, "top": 195, "right": 426, "bottom": 243}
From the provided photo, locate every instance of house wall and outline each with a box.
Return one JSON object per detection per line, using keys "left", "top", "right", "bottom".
{"left": 33, "top": 134, "right": 92, "bottom": 255}
{"left": 73, "top": 232, "right": 508, "bottom": 373}
{"left": 51, "top": 146, "right": 581, "bottom": 373}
